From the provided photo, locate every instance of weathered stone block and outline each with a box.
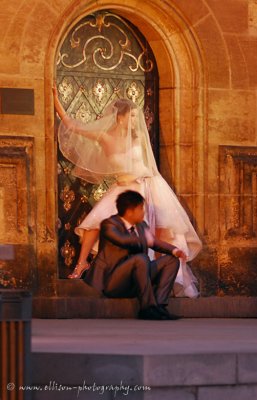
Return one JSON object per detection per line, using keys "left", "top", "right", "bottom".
{"left": 238, "top": 38, "right": 257, "bottom": 87}
{"left": 169, "top": 297, "right": 257, "bottom": 317}
{"left": 198, "top": 385, "right": 257, "bottom": 400}
{"left": 249, "top": 0, "right": 257, "bottom": 35}
{"left": 238, "top": 354, "right": 257, "bottom": 383}
{"left": 144, "top": 354, "right": 236, "bottom": 386}
{"left": 144, "top": 387, "right": 196, "bottom": 400}
{"left": 218, "top": 146, "right": 257, "bottom": 244}
{"left": 178, "top": 89, "right": 197, "bottom": 145}
{"left": 207, "top": 0, "right": 248, "bottom": 33}
{"left": 208, "top": 90, "right": 256, "bottom": 144}
{"left": 32, "top": 353, "right": 143, "bottom": 386}
{"left": 208, "top": 89, "right": 255, "bottom": 121}
{"left": 179, "top": 145, "right": 194, "bottom": 194}
{"left": 32, "top": 297, "right": 67, "bottom": 319}
{"left": 203, "top": 195, "right": 219, "bottom": 242}
{"left": 224, "top": 34, "right": 248, "bottom": 89}
{"left": 209, "top": 117, "right": 256, "bottom": 144}
{"left": 204, "top": 145, "right": 219, "bottom": 193}
{"left": 193, "top": 246, "right": 218, "bottom": 296}
{"left": 149, "top": 40, "right": 174, "bottom": 88}
{"left": 21, "top": 2, "right": 56, "bottom": 67}
{"left": 194, "top": 16, "right": 230, "bottom": 88}
{"left": 219, "top": 247, "right": 257, "bottom": 296}
{"left": 171, "top": 0, "right": 208, "bottom": 25}
{"left": 32, "top": 390, "right": 112, "bottom": 400}
{"left": 159, "top": 89, "right": 174, "bottom": 146}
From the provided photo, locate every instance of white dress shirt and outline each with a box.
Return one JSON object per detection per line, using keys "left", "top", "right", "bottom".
{"left": 120, "top": 217, "right": 139, "bottom": 236}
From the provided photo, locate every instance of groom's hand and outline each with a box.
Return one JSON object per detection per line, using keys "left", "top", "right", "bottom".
{"left": 144, "top": 228, "right": 154, "bottom": 247}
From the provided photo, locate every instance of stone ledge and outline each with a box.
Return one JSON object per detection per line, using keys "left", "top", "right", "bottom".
{"left": 31, "top": 352, "right": 257, "bottom": 400}
{"left": 31, "top": 352, "right": 239, "bottom": 386}
{"left": 238, "top": 354, "right": 257, "bottom": 383}
{"left": 30, "top": 318, "right": 257, "bottom": 399}
{"left": 32, "top": 296, "right": 257, "bottom": 319}
{"left": 143, "top": 354, "right": 236, "bottom": 386}
{"left": 198, "top": 385, "right": 257, "bottom": 400}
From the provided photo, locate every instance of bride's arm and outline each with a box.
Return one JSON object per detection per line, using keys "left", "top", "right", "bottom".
{"left": 53, "top": 84, "right": 67, "bottom": 121}
{"left": 52, "top": 84, "right": 101, "bottom": 141}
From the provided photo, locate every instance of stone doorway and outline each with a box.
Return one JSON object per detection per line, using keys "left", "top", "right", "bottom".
{"left": 55, "top": 11, "right": 159, "bottom": 278}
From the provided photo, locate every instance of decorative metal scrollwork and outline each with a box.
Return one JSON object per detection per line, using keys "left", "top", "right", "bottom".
{"left": 75, "top": 103, "right": 92, "bottom": 123}
{"left": 59, "top": 77, "right": 74, "bottom": 104}
{"left": 58, "top": 12, "right": 154, "bottom": 73}
{"left": 93, "top": 81, "right": 106, "bottom": 103}
{"left": 127, "top": 81, "right": 140, "bottom": 103}
{"left": 144, "top": 105, "right": 154, "bottom": 130}
{"left": 60, "top": 240, "right": 76, "bottom": 266}
{"left": 93, "top": 184, "right": 108, "bottom": 201}
{"left": 60, "top": 185, "right": 75, "bottom": 211}
{"left": 80, "top": 194, "right": 88, "bottom": 203}
{"left": 64, "top": 222, "right": 71, "bottom": 231}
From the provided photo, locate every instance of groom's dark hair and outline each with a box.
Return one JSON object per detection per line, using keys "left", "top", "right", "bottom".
{"left": 116, "top": 190, "right": 145, "bottom": 216}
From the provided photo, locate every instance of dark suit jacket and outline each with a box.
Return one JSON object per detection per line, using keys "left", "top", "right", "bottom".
{"left": 85, "top": 214, "right": 177, "bottom": 293}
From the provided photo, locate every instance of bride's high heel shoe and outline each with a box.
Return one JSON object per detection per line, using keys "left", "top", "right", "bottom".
{"left": 68, "top": 261, "right": 91, "bottom": 279}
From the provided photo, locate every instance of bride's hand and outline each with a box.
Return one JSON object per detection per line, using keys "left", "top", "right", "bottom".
{"left": 52, "top": 82, "right": 59, "bottom": 100}
{"left": 52, "top": 82, "right": 66, "bottom": 120}
{"left": 172, "top": 248, "right": 187, "bottom": 261}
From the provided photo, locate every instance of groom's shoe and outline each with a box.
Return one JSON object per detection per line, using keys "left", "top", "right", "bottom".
{"left": 157, "top": 305, "right": 182, "bottom": 320}
{"left": 138, "top": 306, "right": 166, "bottom": 320}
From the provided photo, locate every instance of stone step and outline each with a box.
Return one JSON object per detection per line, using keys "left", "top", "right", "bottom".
{"left": 33, "top": 281, "right": 257, "bottom": 318}
{"left": 30, "top": 319, "right": 257, "bottom": 400}
{"left": 32, "top": 352, "right": 255, "bottom": 400}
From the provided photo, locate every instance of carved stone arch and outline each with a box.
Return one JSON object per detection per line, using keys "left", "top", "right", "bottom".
{"left": 44, "top": 0, "right": 211, "bottom": 283}
{"left": 54, "top": 10, "right": 159, "bottom": 275}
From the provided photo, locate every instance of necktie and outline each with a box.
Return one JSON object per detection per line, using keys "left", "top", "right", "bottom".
{"left": 129, "top": 226, "right": 137, "bottom": 237}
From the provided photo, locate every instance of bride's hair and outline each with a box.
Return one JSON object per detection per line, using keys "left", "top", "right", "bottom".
{"left": 114, "top": 99, "right": 137, "bottom": 116}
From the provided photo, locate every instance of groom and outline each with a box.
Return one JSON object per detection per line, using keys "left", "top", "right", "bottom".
{"left": 85, "top": 190, "right": 186, "bottom": 320}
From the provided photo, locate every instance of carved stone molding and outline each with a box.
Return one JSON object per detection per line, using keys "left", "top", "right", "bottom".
{"left": 0, "top": 136, "right": 35, "bottom": 241}
{"left": 0, "top": 136, "right": 36, "bottom": 289}
{"left": 219, "top": 146, "right": 257, "bottom": 242}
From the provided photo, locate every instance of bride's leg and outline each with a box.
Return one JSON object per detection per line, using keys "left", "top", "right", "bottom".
{"left": 68, "top": 229, "right": 99, "bottom": 279}
{"left": 78, "top": 229, "right": 99, "bottom": 264}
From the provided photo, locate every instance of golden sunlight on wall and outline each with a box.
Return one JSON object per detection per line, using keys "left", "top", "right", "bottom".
{"left": 0, "top": 0, "right": 256, "bottom": 297}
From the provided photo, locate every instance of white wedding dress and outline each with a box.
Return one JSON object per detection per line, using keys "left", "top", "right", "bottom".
{"left": 75, "top": 146, "right": 202, "bottom": 298}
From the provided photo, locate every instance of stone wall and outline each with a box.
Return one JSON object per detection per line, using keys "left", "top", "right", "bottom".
{"left": 0, "top": 0, "right": 256, "bottom": 297}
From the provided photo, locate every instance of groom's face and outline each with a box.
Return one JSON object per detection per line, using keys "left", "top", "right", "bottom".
{"left": 129, "top": 203, "right": 145, "bottom": 224}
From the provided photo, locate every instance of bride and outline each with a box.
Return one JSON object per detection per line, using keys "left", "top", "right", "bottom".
{"left": 54, "top": 89, "right": 202, "bottom": 298}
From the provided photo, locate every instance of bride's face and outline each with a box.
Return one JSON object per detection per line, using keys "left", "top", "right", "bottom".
{"left": 117, "top": 111, "right": 129, "bottom": 128}
{"left": 117, "top": 109, "right": 138, "bottom": 131}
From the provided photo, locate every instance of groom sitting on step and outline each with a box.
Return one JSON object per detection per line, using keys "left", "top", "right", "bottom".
{"left": 84, "top": 190, "right": 186, "bottom": 320}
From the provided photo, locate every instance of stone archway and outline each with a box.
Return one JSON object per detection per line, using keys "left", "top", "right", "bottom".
{"left": 55, "top": 10, "right": 159, "bottom": 276}
{"left": 44, "top": 0, "right": 207, "bottom": 293}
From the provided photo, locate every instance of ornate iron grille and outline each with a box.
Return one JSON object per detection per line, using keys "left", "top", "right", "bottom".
{"left": 55, "top": 11, "right": 159, "bottom": 277}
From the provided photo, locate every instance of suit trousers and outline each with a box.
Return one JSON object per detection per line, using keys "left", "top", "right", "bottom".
{"left": 104, "top": 254, "right": 179, "bottom": 310}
